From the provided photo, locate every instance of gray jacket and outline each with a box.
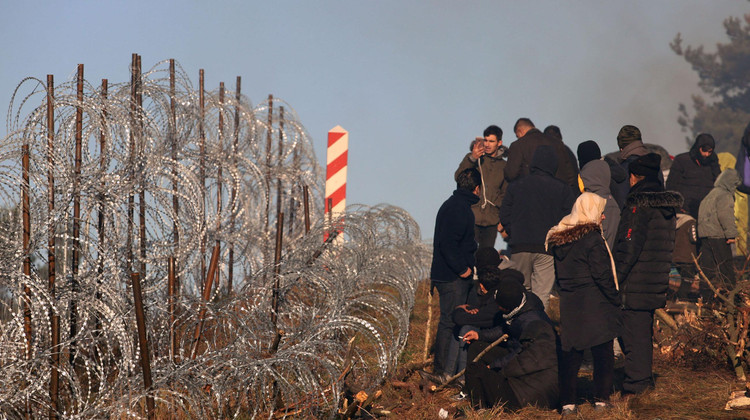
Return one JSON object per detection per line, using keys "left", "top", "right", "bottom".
{"left": 455, "top": 149, "right": 507, "bottom": 226}
{"left": 698, "top": 169, "right": 740, "bottom": 239}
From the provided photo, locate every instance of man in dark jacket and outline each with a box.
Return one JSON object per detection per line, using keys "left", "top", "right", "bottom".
{"left": 611, "top": 125, "right": 649, "bottom": 209}
{"left": 504, "top": 118, "right": 579, "bottom": 187}
{"left": 666, "top": 133, "right": 720, "bottom": 218}
{"left": 456, "top": 125, "right": 508, "bottom": 248}
{"left": 429, "top": 168, "right": 481, "bottom": 379}
{"left": 462, "top": 279, "right": 559, "bottom": 410}
{"left": 613, "top": 153, "right": 682, "bottom": 394}
{"left": 499, "top": 145, "right": 576, "bottom": 309}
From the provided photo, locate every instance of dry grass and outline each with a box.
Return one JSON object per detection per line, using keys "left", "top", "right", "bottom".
{"left": 371, "top": 280, "right": 750, "bottom": 420}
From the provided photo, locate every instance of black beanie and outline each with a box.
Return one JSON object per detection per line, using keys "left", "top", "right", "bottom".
{"left": 617, "top": 125, "right": 642, "bottom": 149}
{"left": 475, "top": 247, "right": 501, "bottom": 268}
{"left": 694, "top": 133, "right": 715, "bottom": 151}
{"left": 629, "top": 152, "right": 661, "bottom": 178}
{"left": 577, "top": 140, "right": 601, "bottom": 168}
{"left": 493, "top": 279, "right": 525, "bottom": 311}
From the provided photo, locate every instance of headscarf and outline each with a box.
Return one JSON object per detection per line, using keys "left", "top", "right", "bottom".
{"left": 545, "top": 192, "right": 606, "bottom": 248}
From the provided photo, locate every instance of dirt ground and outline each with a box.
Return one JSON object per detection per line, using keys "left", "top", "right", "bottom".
{"left": 361, "top": 280, "right": 750, "bottom": 420}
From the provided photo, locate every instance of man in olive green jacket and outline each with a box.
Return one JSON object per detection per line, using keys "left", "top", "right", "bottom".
{"left": 455, "top": 125, "right": 508, "bottom": 248}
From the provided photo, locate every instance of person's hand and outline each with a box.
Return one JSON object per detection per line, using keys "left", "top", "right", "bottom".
{"left": 471, "top": 137, "right": 484, "bottom": 160}
{"left": 727, "top": 238, "right": 736, "bottom": 244}
{"left": 459, "top": 267, "right": 472, "bottom": 278}
{"left": 462, "top": 330, "right": 479, "bottom": 342}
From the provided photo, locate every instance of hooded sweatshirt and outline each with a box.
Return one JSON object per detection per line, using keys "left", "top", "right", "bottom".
{"left": 580, "top": 160, "right": 621, "bottom": 248}
{"left": 735, "top": 121, "right": 750, "bottom": 195}
{"left": 698, "top": 168, "right": 740, "bottom": 239}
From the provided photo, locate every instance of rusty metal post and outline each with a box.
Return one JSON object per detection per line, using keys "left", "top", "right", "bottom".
{"left": 169, "top": 59, "right": 179, "bottom": 295}
{"left": 216, "top": 82, "right": 224, "bottom": 294}
{"left": 96, "top": 78, "right": 108, "bottom": 335}
{"left": 275, "top": 107, "right": 284, "bottom": 237}
{"left": 271, "top": 212, "right": 284, "bottom": 328}
{"left": 130, "top": 272, "right": 155, "bottom": 419}
{"left": 265, "top": 95, "right": 273, "bottom": 267}
{"left": 20, "top": 76, "right": 35, "bottom": 420}
{"left": 69, "top": 64, "right": 84, "bottom": 366}
{"left": 168, "top": 256, "right": 177, "bottom": 363}
{"left": 228, "top": 76, "right": 240, "bottom": 295}
{"left": 46, "top": 73, "right": 59, "bottom": 420}
{"left": 127, "top": 53, "right": 137, "bottom": 274}
{"left": 137, "top": 55, "right": 146, "bottom": 277}
{"left": 190, "top": 242, "right": 221, "bottom": 359}
{"left": 199, "top": 69, "right": 206, "bottom": 290}
{"left": 303, "top": 186, "right": 311, "bottom": 233}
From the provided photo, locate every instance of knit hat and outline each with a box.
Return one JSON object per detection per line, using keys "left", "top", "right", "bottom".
{"left": 617, "top": 125, "right": 642, "bottom": 149}
{"left": 577, "top": 140, "right": 601, "bottom": 168}
{"left": 475, "top": 247, "right": 501, "bottom": 268}
{"left": 493, "top": 278, "right": 525, "bottom": 311}
{"left": 694, "top": 133, "right": 715, "bottom": 151}
{"left": 629, "top": 152, "right": 661, "bottom": 178}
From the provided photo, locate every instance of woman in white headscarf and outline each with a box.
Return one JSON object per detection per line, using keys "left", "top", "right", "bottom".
{"left": 545, "top": 192, "right": 621, "bottom": 415}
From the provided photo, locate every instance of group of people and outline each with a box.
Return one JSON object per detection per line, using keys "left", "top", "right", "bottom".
{"left": 426, "top": 118, "right": 743, "bottom": 415}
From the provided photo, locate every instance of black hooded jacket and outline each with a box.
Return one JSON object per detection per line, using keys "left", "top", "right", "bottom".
{"left": 614, "top": 179, "right": 683, "bottom": 310}
{"left": 430, "top": 189, "right": 479, "bottom": 282}
{"left": 735, "top": 121, "right": 750, "bottom": 195}
{"left": 666, "top": 134, "right": 720, "bottom": 218}
{"left": 499, "top": 146, "right": 576, "bottom": 254}
{"left": 504, "top": 128, "right": 579, "bottom": 187}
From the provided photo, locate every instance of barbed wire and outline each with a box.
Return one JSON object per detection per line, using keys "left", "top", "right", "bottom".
{"left": 0, "top": 58, "right": 428, "bottom": 418}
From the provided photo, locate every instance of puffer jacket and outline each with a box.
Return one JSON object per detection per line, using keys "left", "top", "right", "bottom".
{"left": 548, "top": 223, "right": 621, "bottom": 351}
{"left": 614, "top": 179, "right": 682, "bottom": 310}
{"left": 455, "top": 150, "right": 507, "bottom": 226}
{"left": 698, "top": 169, "right": 740, "bottom": 239}
{"left": 666, "top": 135, "right": 720, "bottom": 218}
{"left": 580, "top": 160, "right": 621, "bottom": 248}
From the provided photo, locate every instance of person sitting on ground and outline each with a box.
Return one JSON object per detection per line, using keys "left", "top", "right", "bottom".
{"left": 461, "top": 279, "right": 559, "bottom": 410}
{"left": 546, "top": 192, "right": 621, "bottom": 415}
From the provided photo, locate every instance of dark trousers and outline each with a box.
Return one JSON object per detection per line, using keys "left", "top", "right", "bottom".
{"left": 619, "top": 309, "right": 654, "bottom": 394}
{"left": 475, "top": 224, "right": 498, "bottom": 249}
{"left": 559, "top": 341, "right": 614, "bottom": 405}
{"left": 699, "top": 237, "right": 735, "bottom": 287}
{"left": 433, "top": 279, "right": 472, "bottom": 375}
{"left": 465, "top": 341, "right": 518, "bottom": 409}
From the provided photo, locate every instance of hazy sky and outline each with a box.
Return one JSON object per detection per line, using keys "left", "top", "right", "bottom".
{"left": 2, "top": 1, "right": 748, "bottom": 246}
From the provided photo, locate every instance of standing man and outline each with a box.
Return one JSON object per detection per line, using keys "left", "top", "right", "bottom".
{"left": 666, "top": 133, "right": 721, "bottom": 218}
{"left": 455, "top": 125, "right": 508, "bottom": 248}
{"left": 614, "top": 153, "right": 682, "bottom": 394}
{"left": 499, "top": 146, "right": 576, "bottom": 309}
{"left": 428, "top": 168, "right": 481, "bottom": 380}
{"left": 611, "top": 125, "right": 649, "bottom": 209}
{"left": 504, "top": 118, "right": 578, "bottom": 188}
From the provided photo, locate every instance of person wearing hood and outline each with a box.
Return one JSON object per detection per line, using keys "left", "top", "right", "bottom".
{"left": 504, "top": 118, "right": 579, "bottom": 188}
{"left": 461, "top": 278, "right": 559, "bottom": 410}
{"left": 613, "top": 153, "right": 682, "bottom": 394}
{"left": 580, "top": 158, "right": 621, "bottom": 249}
{"left": 611, "top": 125, "right": 650, "bottom": 209}
{"left": 456, "top": 125, "right": 508, "bottom": 248}
{"left": 546, "top": 192, "right": 621, "bottom": 415}
{"left": 698, "top": 168, "right": 741, "bottom": 288}
{"left": 734, "top": 121, "right": 750, "bottom": 255}
{"left": 499, "top": 145, "right": 576, "bottom": 309}
{"left": 429, "top": 168, "right": 481, "bottom": 381}
{"left": 666, "top": 133, "right": 721, "bottom": 218}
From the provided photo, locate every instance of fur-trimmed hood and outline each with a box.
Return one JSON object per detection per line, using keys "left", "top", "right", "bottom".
{"left": 625, "top": 190, "right": 683, "bottom": 209}
{"left": 546, "top": 223, "right": 600, "bottom": 247}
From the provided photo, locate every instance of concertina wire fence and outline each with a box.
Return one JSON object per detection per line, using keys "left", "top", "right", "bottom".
{"left": 0, "top": 57, "right": 430, "bottom": 418}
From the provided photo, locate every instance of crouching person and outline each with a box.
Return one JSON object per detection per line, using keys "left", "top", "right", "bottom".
{"left": 461, "top": 279, "right": 559, "bottom": 410}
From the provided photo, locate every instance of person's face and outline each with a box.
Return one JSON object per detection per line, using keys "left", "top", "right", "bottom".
{"left": 700, "top": 146, "right": 713, "bottom": 158}
{"left": 483, "top": 135, "right": 500, "bottom": 156}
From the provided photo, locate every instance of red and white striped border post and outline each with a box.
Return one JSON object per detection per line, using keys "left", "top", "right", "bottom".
{"left": 325, "top": 125, "right": 348, "bottom": 240}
